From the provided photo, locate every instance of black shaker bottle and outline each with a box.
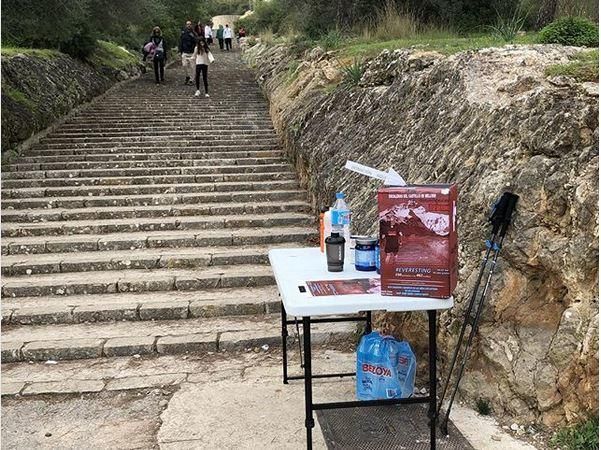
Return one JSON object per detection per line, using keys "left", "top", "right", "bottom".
{"left": 325, "top": 232, "right": 345, "bottom": 272}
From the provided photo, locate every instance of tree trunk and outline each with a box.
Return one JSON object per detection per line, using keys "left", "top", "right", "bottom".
{"left": 535, "top": 0, "right": 558, "bottom": 30}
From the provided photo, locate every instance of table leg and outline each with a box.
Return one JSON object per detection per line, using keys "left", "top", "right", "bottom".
{"left": 303, "top": 316, "right": 314, "bottom": 450}
{"left": 428, "top": 310, "right": 437, "bottom": 450}
{"left": 281, "top": 301, "right": 288, "bottom": 384}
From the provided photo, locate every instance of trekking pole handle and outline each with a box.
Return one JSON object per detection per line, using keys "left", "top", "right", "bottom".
{"left": 499, "top": 193, "right": 519, "bottom": 239}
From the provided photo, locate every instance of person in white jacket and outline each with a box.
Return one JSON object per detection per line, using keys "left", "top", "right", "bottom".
{"left": 193, "top": 37, "right": 212, "bottom": 97}
{"left": 223, "top": 24, "right": 233, "bottom": 51}
{"left": 204, "top": 23, "right": 213, "bottom": 45}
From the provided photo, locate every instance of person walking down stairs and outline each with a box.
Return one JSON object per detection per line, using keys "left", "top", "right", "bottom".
{"left": 143, "top": 26, "right": 167, "bottom": 85}
{"left": 193, "top": 37, "right": 213, "bottom": 98}
{"left": 217, "top": 24, "right": 224, "bottom": 50}
{"left": 179, "top": 20, "right": 198, "bottom": 85}
{"left": 224, "top": 24, "right": 233, "bottom": 51}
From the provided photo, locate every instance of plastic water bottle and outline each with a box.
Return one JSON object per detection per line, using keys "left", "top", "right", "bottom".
{"left": 331, "top": 192, "right": 352, "bottom": 262}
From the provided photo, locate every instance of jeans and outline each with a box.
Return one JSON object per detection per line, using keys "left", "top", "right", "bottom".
{"left": 225, "top": 38, "right": 232, "bottom": 51}
{"left": 218, "top": 38, "right": 224, "bottom": 50}
{"left": 195, "top": 64, "right": 208, "bottom": 93}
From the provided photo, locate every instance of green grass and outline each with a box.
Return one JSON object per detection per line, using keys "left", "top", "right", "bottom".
{"left": 1, "top": 47, "right": 60, "bottom": 58}
{"left": 86, "top": 40, "right": 139, "bottom": 71}
{"left": 2, "top": 85, "right": 35, "bottom": 110}
{"left": 551, "top": 416, "right": 598, "bottom": 450}
{"left": 544, "top": 49, "right": 599, "bottom": 82}
{"left": 337, "top": 32, "right": 539, "bottom": 58}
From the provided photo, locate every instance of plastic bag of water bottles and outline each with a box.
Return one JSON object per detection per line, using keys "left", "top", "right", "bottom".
{"left": 356, "top": 331, "right": 416, "bottom": 400}
{"left": 395, "top": 340, "right": 417, "bottom": 398}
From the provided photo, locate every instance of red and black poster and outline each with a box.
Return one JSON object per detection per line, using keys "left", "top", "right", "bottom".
{"left": 306, "top": 278, "right": 381, "bottom": 297}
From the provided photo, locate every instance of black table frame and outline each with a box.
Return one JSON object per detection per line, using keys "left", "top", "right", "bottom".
{"left": 280, "top": 303, "right": 438, "bottom": 450}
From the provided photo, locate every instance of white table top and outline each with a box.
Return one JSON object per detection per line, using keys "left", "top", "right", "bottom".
{"left": 268, "top": 247, "right": 454, "bottom": 317}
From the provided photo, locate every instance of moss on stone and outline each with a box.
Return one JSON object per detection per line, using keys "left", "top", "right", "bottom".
{"left": 545, "top": 50, "right": 599, "bottom": 82}
{"left": 87, "top": 41, "right": 140, "bottom": 72}
{"left": 1, "top": 47, "right": 61, "bottom": 59}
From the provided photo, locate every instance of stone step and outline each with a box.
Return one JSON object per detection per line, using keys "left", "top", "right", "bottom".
{"left": 1, "top": 264, "right": 275, "bottom": 298}
{"left": 0, "top": 313, "right": 356, "bottom": 362}
{"left": 1, "top": 211, "right": 313, "bottom": 237}
{"left": 1, "top": 243, "right": 300, "bottom": 276}
{"left": 2, "top": 188, "right": 306, "bottom": 210}
{"left": 1, "top": 170, "right": 295, "bottom": 189}
{"left": 27, "top": 138, "right": 281, "bottom": 151}
{"left": 15, "top": 150, "right": 284, "bottom": 164}
{"left": 38, "top": 136, "right": 279, "bottom": 147}
{"left": 47, "top": 129, "right": 277, "bottom": 139}
{"left": 2, "top": 286, "right": 282, "bottom": 325}
{"left": 1, "top": 200, "right": 311, "bottom": 223}
{"left": 23, "top": 147, "right": 283, "bottom": 158}
{"left": 62, "top": 119, "right": 275, "bottom": 127}
{"left": 2, "top": 163, "right": 293, "bottom": 180}
{"left": 2, "top": 226, "right": 317, "bottom": 255}
{"left": 5, "top": 157, "right": 286, "bottom": 173}
{"left": 2, "top": 179, "right": 300, "bottom": 200}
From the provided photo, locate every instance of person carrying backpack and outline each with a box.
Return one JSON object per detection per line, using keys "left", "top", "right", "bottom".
{"left": 145, "top": 27, "right": 167, "bottom": 85}
{"left": 193, "top": 37, "right": 213, "bottom": 98}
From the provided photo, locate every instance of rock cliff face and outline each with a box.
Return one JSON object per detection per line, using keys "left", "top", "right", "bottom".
{"left": 1, "top": 50, "right": 141, "bottom": 150}
{"left": 244, "top": 43, "right": 599, "bottom": 426}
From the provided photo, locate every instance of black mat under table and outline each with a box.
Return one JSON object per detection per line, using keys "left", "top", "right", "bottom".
{"left": 317, "top": 403, "right": 474, "bottom": 450}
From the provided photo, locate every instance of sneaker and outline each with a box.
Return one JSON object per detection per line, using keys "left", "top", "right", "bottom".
{"left": 194, "top": 90, "right": 201, "bottom": 97}
{"left": 205, "top": 93, "right": 210, "bottom": 98}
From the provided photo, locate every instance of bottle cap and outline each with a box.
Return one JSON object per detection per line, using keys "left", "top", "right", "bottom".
{"left": 320, "top": 206, "right": 329, "bottom": 213}
{"left": 335, "top": 192, "right": 345, "bottom": 199}
{"left": 331, "top": 232, "right": 340, "bottom": 237}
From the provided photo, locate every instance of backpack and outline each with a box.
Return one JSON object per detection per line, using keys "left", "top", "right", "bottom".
{"left": 153, "top": 39, "right": 165, "bottom": 61}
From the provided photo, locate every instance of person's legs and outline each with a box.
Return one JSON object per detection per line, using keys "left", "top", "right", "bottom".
{"left": 226, "top": 38, "right": 232, "bottom": 51}
{"left": 159, "top": 60, "right": 165, "bottom": 82}
{"left": 218, "top": 38, "right": 224, "bottom": 50}
{"left": 153, "top": 59, "right": 160, "bottom": 83}
{"left": 200, "top": 64, "right": 208, "bottom": 94}
{"left": 195, "top": 64, "right": 202, "bottom": 91}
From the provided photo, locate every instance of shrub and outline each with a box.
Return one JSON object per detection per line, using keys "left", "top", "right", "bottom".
{"left": 59, "top": 24, "right": 98, "bottom": 59}
{"left": 319, "top": 30, "right": 343, "bottom": 50}
{"left": 539, "top": 17, "right": 599, "bottom": 47}
{"left": 551, "top": 416, "right": 598, "bottom": 450}
{"left": 340, "top": 58, "right": 364, "bottom": 89}
{"left": 488, "top": 9, "right": 526, "bottom": 42}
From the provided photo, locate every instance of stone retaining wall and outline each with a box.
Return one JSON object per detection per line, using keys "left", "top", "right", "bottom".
{"left": 1, "top": 49, "right": 141, "bottom": 151}
{"left": 244, "top": 42, "right": 599, "bottom": 427}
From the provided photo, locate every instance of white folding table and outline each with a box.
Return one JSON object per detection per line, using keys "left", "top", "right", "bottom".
{"left": 269, "top": 247, "right": 454, "bottom": 450}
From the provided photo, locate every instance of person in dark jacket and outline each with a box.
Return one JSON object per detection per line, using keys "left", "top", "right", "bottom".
{"left": 179, "top": 20, "right": 198, "bottom": 85}
{"left": 144, "top": 27, "right": 167, "bottom": 85}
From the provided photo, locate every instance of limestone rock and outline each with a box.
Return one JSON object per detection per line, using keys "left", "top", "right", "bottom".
{"left": 244, "top": 43, "right": 599, "bottom": 426}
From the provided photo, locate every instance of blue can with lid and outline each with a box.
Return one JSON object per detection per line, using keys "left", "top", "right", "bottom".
{"left": 354, "top": 236, "right": 378, "bottom": 272}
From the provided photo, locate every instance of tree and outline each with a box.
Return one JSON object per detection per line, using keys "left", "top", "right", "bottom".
{"left": 535, "top": 0, "right": 558, "bottom": 30}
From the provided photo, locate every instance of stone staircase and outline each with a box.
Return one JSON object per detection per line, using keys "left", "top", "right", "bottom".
{"left": 1, "top": 51, "right": 353, "bottom": 364}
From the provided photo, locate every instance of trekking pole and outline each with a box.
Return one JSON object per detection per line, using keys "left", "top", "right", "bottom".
{"left": 436, "top": 192, "right": 512, "bottom": 420}
{"left": 439, "top": 193, "right": 519, "bottom": 435}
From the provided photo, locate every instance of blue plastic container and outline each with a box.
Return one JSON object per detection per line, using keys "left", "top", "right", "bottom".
{"left": 355, "top": 236, "right": 377, "bottom": 272}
